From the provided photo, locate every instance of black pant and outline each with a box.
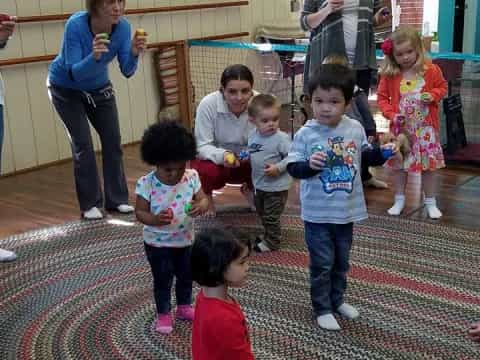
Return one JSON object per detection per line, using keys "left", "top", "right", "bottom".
{"left": 49, "top": 83, "right": 128, "bottom": 211}
{"left": 361, "top": 145, "right": 387, "bottom": 182}
{"left": 144, "top": 244, "right": 193, "bottom": 314}
{"left": 355, "top": 69, "right": 372, "bottom": 94}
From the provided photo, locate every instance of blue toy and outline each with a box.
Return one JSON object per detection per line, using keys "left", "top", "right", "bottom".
{"left": 238, "top": 150, "right": 250, "bottom": 160}
{"left": 382, "top": 148, "right": 395, "bottom": 159}
{"left": 311, "top": 144, "right": 325, "bottom": 154}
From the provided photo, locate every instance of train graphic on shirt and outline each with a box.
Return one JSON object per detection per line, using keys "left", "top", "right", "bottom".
{"left": 311, "top": 136, "right": 357, "bottom": 194}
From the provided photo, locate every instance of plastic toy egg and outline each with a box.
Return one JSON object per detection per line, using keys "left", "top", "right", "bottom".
{"left": 184, "top": 203, "right": 192, "bottom": 214}
{"left": 382, "top": 148, "right": 394, "bottom": 159}
{"left": 136, "top": 28, "right": 147, "bottom": 37}
{"left": 98, "top": 33, "right": 109, "bottom": 40}
{"left": 311, "top": 144, "right": 325, "bottom": 154}
{"left": 225, "top": 153, "right": 236, "bottom": 165}
{"left": 420, "top": 93, "right": 430, "bottom": 101}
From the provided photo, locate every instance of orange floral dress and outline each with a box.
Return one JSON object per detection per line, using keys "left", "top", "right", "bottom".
{"left": 386, "top": 76, "right": 445, "bottom": 172}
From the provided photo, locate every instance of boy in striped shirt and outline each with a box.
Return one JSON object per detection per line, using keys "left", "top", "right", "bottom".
{"left": 287, "top": 64, "right": 395, "bottom": 330}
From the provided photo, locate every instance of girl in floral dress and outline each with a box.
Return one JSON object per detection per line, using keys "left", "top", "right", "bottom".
{"left": 377, "top": 26, "right": 447, "bottom": 219}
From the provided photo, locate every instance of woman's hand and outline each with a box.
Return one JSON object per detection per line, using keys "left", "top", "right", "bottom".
{"left": 309, "top": 151, "right": 327, "bottom": 170}
{"left": 223, "top": 151, "right": 240, "bottom": 168}
{"left": 131, "top": 29, "right": 148, "bottom": 57}
{"left": 0, "top": 14, "right": 16, "bottom": 42}
{"left": 325, "top": 0, "right": 344, "bottom": 13}
{"left": 92, "top": 33, "right": 110, "bottom": 61}
{"left": 306, "top": 0, "right": 344, "bottom": 31}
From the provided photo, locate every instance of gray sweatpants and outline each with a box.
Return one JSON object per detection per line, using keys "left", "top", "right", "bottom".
{"left": 48, "top": 83, "right": 129, "bottom": 212}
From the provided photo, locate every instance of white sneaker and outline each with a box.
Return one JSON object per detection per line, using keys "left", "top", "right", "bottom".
{"left": 424, "top": 197, "right": 442, "bottom": 219}
{"left": 387, "top": 194, "right": 405, "bottom": 216}
{"left": 254, "top": 241, "right": 272, "bottom": 253}
{"left": 83, "top": 207, "right": 103, "bottom": 220}
{"left": 0, "top": 248, "right": 17, "bottom": 262}
{"left": 117, "top": 204, "right": 134, "bottom": 214}
{"left": 317, "top": 313, "right": 341, "bottom": 330}
{"left": 336, "top": 303, "right": 359, "bottom": 319}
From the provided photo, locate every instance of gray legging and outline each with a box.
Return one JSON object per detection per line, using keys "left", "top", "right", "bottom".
{"left": 48, "top": 83, "right": 129, "bottom": 211}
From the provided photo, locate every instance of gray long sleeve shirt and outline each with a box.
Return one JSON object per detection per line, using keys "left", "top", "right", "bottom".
{"left": 248, "top": 130, "right": 292, "bottom": 192}
{"left": 194, "top": 91, "right": 255, "bottom": 165}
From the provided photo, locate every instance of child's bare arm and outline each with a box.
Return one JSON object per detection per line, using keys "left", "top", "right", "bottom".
{"left": 135, "top": 195, "right": 172, "bottom": 226}
{"left": 188, "top": 188, "right": 209, "bottom": 217}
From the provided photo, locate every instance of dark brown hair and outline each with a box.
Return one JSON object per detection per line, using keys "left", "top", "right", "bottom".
{"left": 220, "top": 64, "right": 254, "bottom": 89}
{"left": 86, "top": 0, "right": 126, "bottom": 15}
{"left": 191, "top": 228, "right": 251, "bottom": 287}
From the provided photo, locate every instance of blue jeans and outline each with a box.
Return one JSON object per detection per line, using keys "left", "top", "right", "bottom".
{"left": 0, "top": 104, "right": 3, "bottom": 173}
{"left": 144, "top": 244, "right": 193, "bottom": 314}
{"left": 304, "top": 222, "right": 353, "bottom": 316}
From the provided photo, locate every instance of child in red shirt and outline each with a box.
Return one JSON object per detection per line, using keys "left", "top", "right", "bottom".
{"left": 191, "top": 228, "right": 254, "bottom": 360}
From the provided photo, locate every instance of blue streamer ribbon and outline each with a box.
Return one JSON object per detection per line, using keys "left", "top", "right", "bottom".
{"left": 189, "top": 40, "right": 480, "bottom": 62}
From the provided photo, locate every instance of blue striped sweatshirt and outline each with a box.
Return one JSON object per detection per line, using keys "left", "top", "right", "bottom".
{"left": 287, "top": 116, "right": 374, "bottom": 224}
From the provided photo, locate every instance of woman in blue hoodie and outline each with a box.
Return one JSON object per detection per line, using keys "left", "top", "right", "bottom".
{"left": 0, "top": 12, "right": 17, "bottom": 262}
{"left": 48, "top": 0, "right": 147, "bottom": 219}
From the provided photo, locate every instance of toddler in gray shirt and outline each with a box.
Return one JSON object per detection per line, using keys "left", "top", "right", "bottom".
{"left": 247, "top": 94, "right": 292, "bottom": 252}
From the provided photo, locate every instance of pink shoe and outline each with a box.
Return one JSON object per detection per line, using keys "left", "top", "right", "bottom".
{"left": 176, "top": 305, "right": 195, "bottom": 321}
{"left": 154, "top": 313, "right": 173, "bottom": 334}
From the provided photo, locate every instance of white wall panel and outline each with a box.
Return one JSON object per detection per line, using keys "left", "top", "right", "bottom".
{"left": 0, "top": 0, "right": 294, "bottom": 174}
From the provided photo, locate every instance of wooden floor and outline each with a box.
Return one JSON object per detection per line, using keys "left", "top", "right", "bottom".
{"left": 1, "top": 144, "right": 480, "bottom": 239}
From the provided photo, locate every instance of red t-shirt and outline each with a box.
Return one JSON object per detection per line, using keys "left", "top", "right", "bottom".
{"left": 192, "top": 290, "right": 255, "bottom": 360}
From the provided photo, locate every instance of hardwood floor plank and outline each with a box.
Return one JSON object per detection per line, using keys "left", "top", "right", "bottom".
{"left": 1, "top": 145, "right": 479, "bottom": 239}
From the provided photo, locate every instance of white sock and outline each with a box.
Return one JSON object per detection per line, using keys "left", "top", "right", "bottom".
{"left": 317, "top": 313, "right": 341, "bottom": 331}
{"left": 336, "top": 303, "right": 359, "bottom": 319}
{"left": 388, "top": 194, "right": 405, "bottom": 216}
{"left": 83, "top": 207, "right": 103, "bottom": 220}
{"left": 424, "top": 197, "right": 442, "bottom": 219}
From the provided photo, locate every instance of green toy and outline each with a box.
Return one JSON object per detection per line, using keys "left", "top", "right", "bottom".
{"left": 184, "top": 203, "right": 192, "bottom": 214}
{"left": 98, "top": 33, "right": 109, "bottom": 40}
{"left": 421, "top": 93, "right": 430, "bottom": 101}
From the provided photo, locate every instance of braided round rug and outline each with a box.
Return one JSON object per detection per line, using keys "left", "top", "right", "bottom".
{"left": 0, "top": 212, "right": 479, "bottom": 359}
